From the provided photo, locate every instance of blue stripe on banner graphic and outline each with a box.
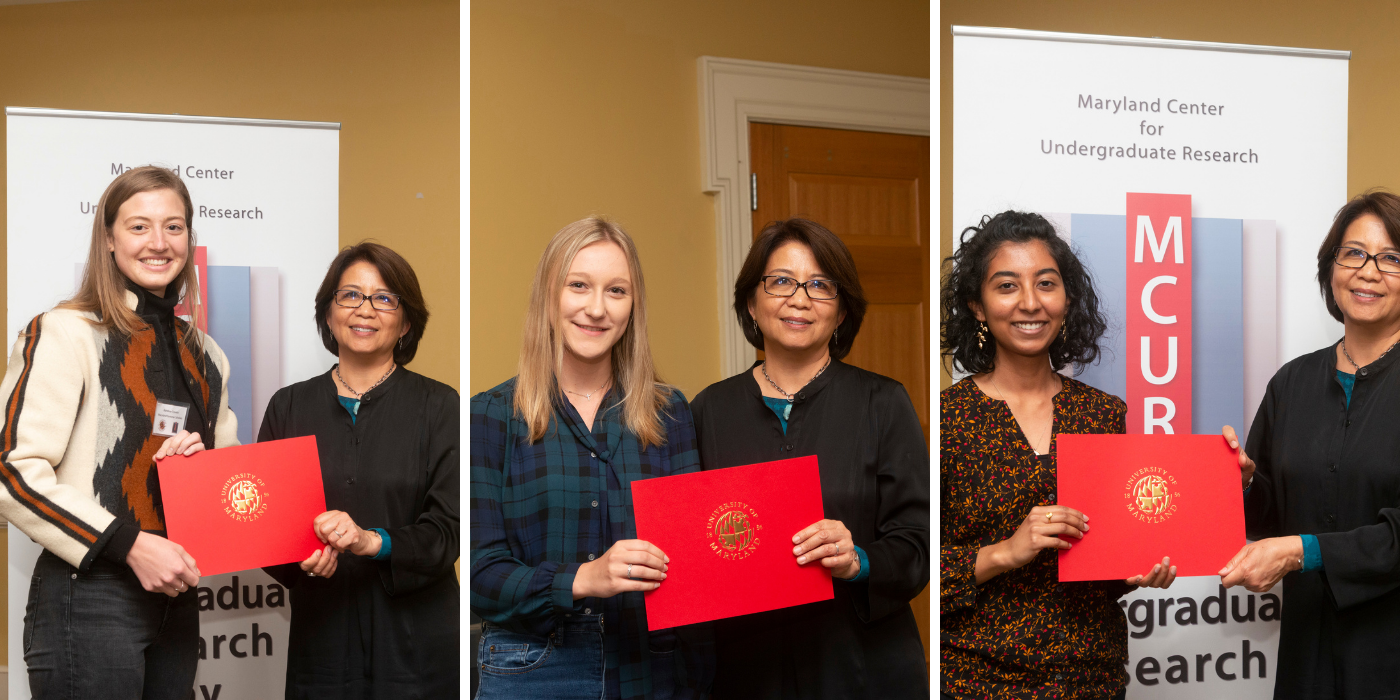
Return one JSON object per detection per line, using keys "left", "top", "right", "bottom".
{"left": 1069, "top": 214, "right": 1128, "bottom": 402}
{"left": 1191, "top": 218, "right": 1244, "bottom": 436}
{"left": 207, "top": 266, "right": 254, "bottom": 445}
{"left": 1067, "top": 214, "right": 1244, "bottom": 435}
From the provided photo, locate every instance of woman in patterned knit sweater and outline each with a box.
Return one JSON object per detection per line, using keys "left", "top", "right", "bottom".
{"left": 0, "top": 166, "right": 241, "bottom": 699}
{"left": 939, "top": 211, "right": 1177, "bottom": 700}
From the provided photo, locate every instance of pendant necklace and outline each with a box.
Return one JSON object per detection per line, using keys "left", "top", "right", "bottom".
{"left": 564, "top": 377, "right": 610, "bottom": 400}
{"left": 336, "top": 363, "right": 396, "bottom": 398}
{"left": 762, "top": 356, "right": 831, "bottom": 403}
{"left": 1341, "top": 336, "right": 1400, "bottom": 374}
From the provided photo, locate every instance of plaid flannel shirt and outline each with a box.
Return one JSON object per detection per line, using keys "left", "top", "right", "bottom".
{"left": 470, "top": 377, "right": 714, "bottom": 700}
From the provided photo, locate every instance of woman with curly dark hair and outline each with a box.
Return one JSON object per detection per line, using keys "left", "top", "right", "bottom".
{"left": 939, "top": 210, "right": 1176, "bottom": 700}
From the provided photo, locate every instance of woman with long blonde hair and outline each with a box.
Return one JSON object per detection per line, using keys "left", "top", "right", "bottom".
{"left": 471, "top": 217, "right": 714, "bottom": 700}
{"left": 0, "top": 165, "right": 240, "bottom": 699}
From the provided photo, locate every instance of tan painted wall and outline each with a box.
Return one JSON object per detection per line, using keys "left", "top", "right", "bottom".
{"left": 0, "top": 0, "right": 458, "bottom": 668}
{"left": 940, "top": 0, "right": 1400, "bottom": 388}
{"left": 470, "top": 0, "right": 929, "bottom": 399}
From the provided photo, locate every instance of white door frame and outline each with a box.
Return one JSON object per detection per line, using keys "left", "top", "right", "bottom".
{"left": 698, "top": 56, "right": 930, "bottom": 378}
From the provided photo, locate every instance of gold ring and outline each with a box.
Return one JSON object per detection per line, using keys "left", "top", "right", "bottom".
{"left": 1046, "top": 512, "right": 1053, "bottom": 523}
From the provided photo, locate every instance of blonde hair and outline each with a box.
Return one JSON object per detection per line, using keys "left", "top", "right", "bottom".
{"left": 59, "top": 166, "right": 204, "bottom": 353}
{"left": 515, "top": 217, "right": 672, "bottom": 448}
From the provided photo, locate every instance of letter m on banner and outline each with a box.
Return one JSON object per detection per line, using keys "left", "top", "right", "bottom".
{"left": 1126, "top": 193, "right": 1193, "bottom": 434}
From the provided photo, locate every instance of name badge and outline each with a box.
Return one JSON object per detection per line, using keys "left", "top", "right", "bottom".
{"left": 152, "top": 400, "right": 191, "bottom": 438}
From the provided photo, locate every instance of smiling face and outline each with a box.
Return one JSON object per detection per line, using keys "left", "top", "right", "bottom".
{"left": 105, "top": 189, "right": 189, "bottom": 296}
{"left": 327, "top": 260, "right": 408, "bottom": 363}
{"left": 747, "top": 241, "right": 845, "bottom": 357}
{"left": 1330, "top": 213, "right": 1400, "bottom": 329}
{"left": 558, "top": 241, "right": 633, "bottom": 366}
{"left": 970, "top": 240, "right": 1067, "bottom": 361}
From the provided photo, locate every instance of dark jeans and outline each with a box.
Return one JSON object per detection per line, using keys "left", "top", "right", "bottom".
{"left": 24, "top": 550, "right": 198, "bottom": 700}
{"left": 474, "top": 614, "right": 605, "bottom": 700}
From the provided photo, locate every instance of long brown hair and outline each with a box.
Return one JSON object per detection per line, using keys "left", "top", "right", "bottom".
{"left": 515, "top": 217, "right": 672, "bottom": 448}
{"left": 59, "top": 166, "right": 203, "bottom": 352}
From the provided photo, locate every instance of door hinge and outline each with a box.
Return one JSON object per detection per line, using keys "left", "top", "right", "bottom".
{"left": 750, "top": 173, "right": 758, "bottom": 211}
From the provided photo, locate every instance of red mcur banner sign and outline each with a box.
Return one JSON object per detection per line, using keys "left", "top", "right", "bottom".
{"left": 1126, "top": 193, "right": 1193, "bottom": 434}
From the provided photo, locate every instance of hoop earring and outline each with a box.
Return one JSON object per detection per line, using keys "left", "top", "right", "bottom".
{"left": 977, "top": 321, "right": 988, "bottom": 349}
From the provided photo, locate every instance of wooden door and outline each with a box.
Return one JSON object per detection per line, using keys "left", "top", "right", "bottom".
{"left": 750, "top": 122, "right": 931, "bottom": 663}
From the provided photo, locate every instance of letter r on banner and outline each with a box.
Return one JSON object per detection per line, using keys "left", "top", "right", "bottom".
{"left": 1126, "top": 193, "right": 1193, "bottom": 434}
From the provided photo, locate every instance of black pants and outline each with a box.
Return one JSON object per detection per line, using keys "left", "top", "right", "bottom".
{"left": 24, "top": 550, "right": 199, "bottom": 700}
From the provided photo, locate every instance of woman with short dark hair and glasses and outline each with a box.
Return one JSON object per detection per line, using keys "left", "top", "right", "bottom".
{"left": 259, "top": 241, "right": 459, "bottom": 699}
{"left": 1219, "top": 190, "right": 1400, "bottom": 697}
{"left": 690, "top": 218, "right": 929, "bottom": 698}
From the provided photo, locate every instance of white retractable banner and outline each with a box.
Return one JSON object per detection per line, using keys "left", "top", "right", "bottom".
{"left": 5, "top": 107, "right": 340, "bottom": 700}
{"left": 952, "top": 28, "right": 1348, "bottom": 699}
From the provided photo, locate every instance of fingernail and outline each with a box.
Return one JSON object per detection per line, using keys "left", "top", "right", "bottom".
{"left": 1170, "top": 567, "right": 1177, "bottom": 574}
{"left": 1218, "top": 568, "right": 1228, "bottom": 575}
{"left": 793, "top": 546, "right": 802, "bottom": 555}
{"left": 792, "top": 535, "right": 801, "bottom": 544}
{"left": 661, "top": 573, "right": 668, "bottom": 579}
{"left": 664, "top": 556, "right": 670, "bottom": 563}
{"left": 1153, "top": 565, "right": 1160, "bottom": 573}
{"left": 797, "top": 556, "right": 807, "bottom": 564}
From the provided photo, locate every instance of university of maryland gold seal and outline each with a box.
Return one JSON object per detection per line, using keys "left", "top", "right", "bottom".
{"left": 1123, "top": 466, "right": 1179, "bottom": 523}
{"left": 221, "top": 473, "right": 269, "bottom": 523}
{"left": 707, "top": 501, "right": 762, "bottom": 561}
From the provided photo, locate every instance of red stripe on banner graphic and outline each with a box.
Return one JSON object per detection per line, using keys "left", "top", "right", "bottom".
{"left": 1126, "top": 193, "right": 1193, "bottom": 435}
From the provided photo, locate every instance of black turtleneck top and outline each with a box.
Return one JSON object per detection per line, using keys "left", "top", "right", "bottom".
{"left": 99, "top": 282, "right": 211, "bottom": 564}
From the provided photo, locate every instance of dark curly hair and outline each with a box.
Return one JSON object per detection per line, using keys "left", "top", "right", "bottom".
{"left": 940, "top": 210, "right": 1108, "bottom": 375}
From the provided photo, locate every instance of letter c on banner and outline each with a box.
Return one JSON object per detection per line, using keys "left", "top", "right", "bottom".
{"left": 1145, "top": 398, "right": 1176, "bottom": 434}
{"left": 1141, "top": 336, "right": 1178, "bottom": 384}
{"left": 1141, "top": 276, "right": 1178, "bottom": 324}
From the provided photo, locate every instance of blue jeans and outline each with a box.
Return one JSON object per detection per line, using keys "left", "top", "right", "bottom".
{"left": 24, "top": 550, "right": 199, "bottom": 700}
{"left": 474, "top": 614, "right": 604, "bottom": 700}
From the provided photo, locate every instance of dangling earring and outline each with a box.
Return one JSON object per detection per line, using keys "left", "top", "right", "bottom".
{"left": 398, "top": 336, "right": 407, "bottom": 349}
{"left": 831, "top": 327, "right": 839, "bottom": 345}
{"left": 976, "top": 321, "right": 988, "bottom": 349}
{"left": 752, "top": 317, "right": 760, "bottom": 335}
{"left": 1060, "top": 322, "right": 1068, "bottom": 341}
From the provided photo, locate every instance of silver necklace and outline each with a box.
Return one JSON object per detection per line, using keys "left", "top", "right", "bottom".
{"left": 564, "top": 378, "right": 610, "bottom": 400}
{"left": 1341, "top": 336, "right": 1400, "bottom": 372}
{"left": 336, "top": 363, "right": 396, "bottom": 398}
{"left": 761, "top": 357, "right": 830, "bottom": 403}
{"left": 987, "top": 371, "right": 1057, "bottom": 455}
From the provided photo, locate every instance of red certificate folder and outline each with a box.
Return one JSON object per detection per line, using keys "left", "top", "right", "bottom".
{"left": 631, "top": 455, "right": 833, "bottom": 630}
{"left": 1056, "top": 434, "right": 1245, "bottom": 581}
{"left": 156, "top": 436, "right": 327, "bottom": 576}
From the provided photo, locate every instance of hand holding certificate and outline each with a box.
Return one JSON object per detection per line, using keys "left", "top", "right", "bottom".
{"left": 631, "top": 456, "right": 833, "bottom": 630}
{"left": 1056, "top": 433, "right": 1245, "bottom": 581}
{"left": 156, "top": 435, "right": 327, "bottom": 577}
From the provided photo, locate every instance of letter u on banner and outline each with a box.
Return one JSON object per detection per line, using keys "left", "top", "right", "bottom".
{"left": 1127, "top": 193, "right": 1193, "bottom": 434}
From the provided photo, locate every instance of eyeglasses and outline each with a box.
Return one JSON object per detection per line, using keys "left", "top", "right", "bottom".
{"left": 761, "top": 275, "right": 839, "bottom": 300}
{"left": 1334, "top": 246, "right": 1400, "bottom": 275}
{"left": 334, "top": 289, "right": 401, "bottom": 311}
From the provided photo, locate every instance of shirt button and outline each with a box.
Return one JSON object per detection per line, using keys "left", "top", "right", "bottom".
{"left": 785, "top": 444, "right": 794, "bottom": 451}
{"left": 1056, "top": 673, "right": 1064, "bottom": 680}
{"left": 797, "top": 391, "right": 806, "bottom": 400}
{"left": 1329, "top": 464, "right": 1337, "bottom": 472}
{"left": 584, "top": 607, "right": 591, "bottom": 614}
{"left": 1360, "top": 367, "right": 1369, "bottom": 377}
{"left": 590, "top": 452, "right": 597, "bottom": 458}
{"left": 1326, "top": 514, "right": 1336, "bottom": 524}
{"left": 587, "top": 553, "right": 596, "bottom": 561}
{"left": 71, "top": 573, "right": 77, "bottom": 580}
{"left": 347, "top": 477, "right": 356, "bottom": 485}
{"left": 1048, "top": 493, "right": 1056, "bottom": 501}
{"left": 591, "top": 500, "right": 599, "bottom": 508}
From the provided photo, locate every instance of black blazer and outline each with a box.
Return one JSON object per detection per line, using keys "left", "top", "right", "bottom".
{"left": 691, "top": 360, "right": 929, "bottom": 700}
